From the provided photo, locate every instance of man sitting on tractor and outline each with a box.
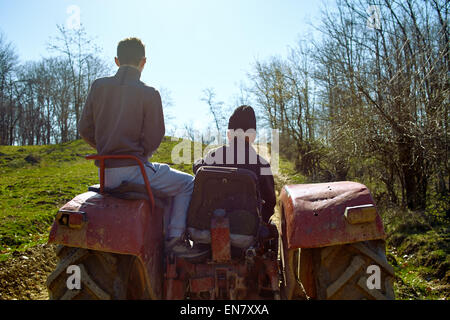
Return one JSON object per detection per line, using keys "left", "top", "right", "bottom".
{"left": 193, "top": 105, "right": 276, "bottom": 225}
{"left": 78, "top": 37, "right": 203, "bottom": 258}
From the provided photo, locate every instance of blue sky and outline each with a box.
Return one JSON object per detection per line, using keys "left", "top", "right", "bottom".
{"left": 0, "top": 0, "right": 330, "bottom": 134}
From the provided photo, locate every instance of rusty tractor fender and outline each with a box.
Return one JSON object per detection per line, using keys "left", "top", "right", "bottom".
{"left": 48, "top": 191, "right": 164, "bottom": 299}
{"left": 279, "top": 181, "right": 385, "bottom": 250}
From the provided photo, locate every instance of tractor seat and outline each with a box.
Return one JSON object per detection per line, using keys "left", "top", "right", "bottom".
{"left": 88, "top": 182, "right": 168, "bottom": 208}
{"left": 186, "top": 166, "right": 262, "bottom": 249}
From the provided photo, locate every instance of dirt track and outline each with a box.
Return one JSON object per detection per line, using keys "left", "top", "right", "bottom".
{"left": 0, "top": 244, "right": 56, "bottom": 300}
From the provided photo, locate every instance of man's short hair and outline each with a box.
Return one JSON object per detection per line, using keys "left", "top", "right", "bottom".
{"left": 117, "top": 37, "right": 145, "bottom": 66}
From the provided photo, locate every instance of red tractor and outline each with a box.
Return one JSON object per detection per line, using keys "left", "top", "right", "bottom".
{"left": 46, "top": 155, "right": 394, "bottom": 300}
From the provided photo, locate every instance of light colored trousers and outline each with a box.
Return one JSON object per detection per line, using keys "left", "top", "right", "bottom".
{"left": 103, "top": 162, "right": 194, "bottom": 239}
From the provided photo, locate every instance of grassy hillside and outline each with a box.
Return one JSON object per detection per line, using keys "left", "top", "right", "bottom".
{"left": 0, "top": 140, "right": 96, "bottom": 257}
{"left": 0, "top": 139, "right": 448, "bottom": 299}
{"left": 383, "top": 209, "right": 449, "bottom": 299}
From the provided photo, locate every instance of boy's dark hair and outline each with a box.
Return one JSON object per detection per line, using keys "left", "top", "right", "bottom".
{"left": 228, "top": 105, "right": 257, "bottom": 131}
{"left": 117, "top": 37, "right": 145, "bottom": 66}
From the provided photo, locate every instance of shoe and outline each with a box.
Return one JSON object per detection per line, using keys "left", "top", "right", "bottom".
{"left": 258, "top": 222, "right": 278, "bottom": 240}
{"left": 165, "top": 237, "right": 209, "bottom": 259}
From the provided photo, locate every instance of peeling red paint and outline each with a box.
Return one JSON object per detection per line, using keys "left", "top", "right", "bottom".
{"left": 211, "top": 216, "right": 231, "bottom": 263}
{"left": 280, "top": 181, "right": 385, "bottom": 249}
{"left": 48, "top": 191, "right": 164, "bottom": 299}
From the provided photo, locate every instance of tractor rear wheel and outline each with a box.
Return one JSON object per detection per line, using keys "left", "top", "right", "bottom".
{"left": 278, "top": 207, "right": 308, "bottom": 300}
{"left": 46, "top": 246, "right": 151, "bottom": 300}
{"left": 309, "top": 240, "right": 395, "bottom": 300}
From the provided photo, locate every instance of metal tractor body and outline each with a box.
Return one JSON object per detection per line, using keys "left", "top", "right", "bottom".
{"left": 165, "top": 165, "right": 279, "bottom": 300}
{"left": 46, "top": 155, "right": 394, "bottom": 300}
{"left": 279, "top": 183, "right": 395, "bottom": 300}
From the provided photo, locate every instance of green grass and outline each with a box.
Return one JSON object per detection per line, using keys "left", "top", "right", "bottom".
{"left": 384, "top": 207, "right": 449, "bottom": 300}
{"left": 272, "top": 156, "right": 308, "bottom": 192}
{"left": 0, "top": 140, "right": 98, "bottom": 260}
{"left": 389, "top": 247, "right": 448, "bottom": 300}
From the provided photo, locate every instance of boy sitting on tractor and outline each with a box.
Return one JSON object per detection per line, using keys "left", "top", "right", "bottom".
{"left": 193, "top": 105, "right": 276, "bottom": 225}
{"left": 78, "top": 37, "right": 203, "bottom": 258}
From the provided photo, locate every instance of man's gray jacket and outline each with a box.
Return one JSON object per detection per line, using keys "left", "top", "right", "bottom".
{"left": 78, "top": 65, "right": 165, "bottom": 168}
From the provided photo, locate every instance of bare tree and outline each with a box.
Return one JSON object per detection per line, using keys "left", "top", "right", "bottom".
{"left": 246, "top": 0, "right": 448, "bottom": 210}
{"left": 48, "top": 24, "right": 109, "bottom": 139}
{"left": 0, "top": 26, "right": 109, "bottom": 146}
{"left": 159, "top": 86, "right": 174, "bottom": 125}
{"left": 314, "top": 0, "right": 449, "bottom": 209}
{"left": 0, "top": 32, "right": 19, "bottom": 145}
{"left": 201, "top": 88, "right": 227, "bottom": 137}
{"left": 183, "top": 122, "right": 198, "bottom": 142}
{"left": 249, "top": 45, "right": 322, "bottom": 176}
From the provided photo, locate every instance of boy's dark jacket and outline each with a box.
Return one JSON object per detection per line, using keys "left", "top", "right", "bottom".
{"left": 193, "top": 140, "right": 276, "bottom": 223}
